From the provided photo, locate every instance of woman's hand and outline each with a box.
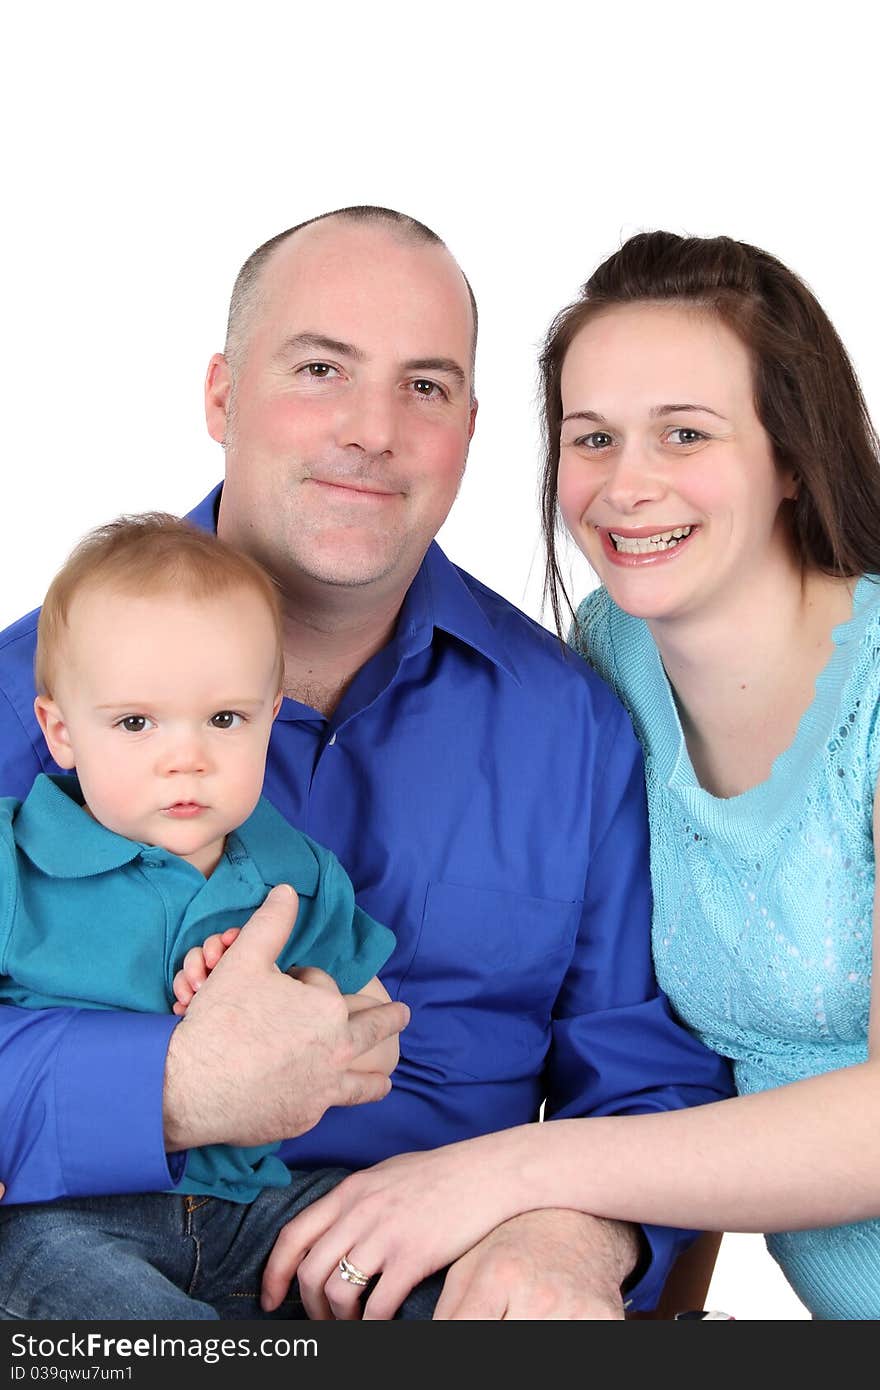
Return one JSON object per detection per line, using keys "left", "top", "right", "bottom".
{"left": 261, "top": 1133, "right": 526, "bottom": 1319}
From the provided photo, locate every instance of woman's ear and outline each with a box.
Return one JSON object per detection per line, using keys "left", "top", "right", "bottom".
{"left": 34, "top": 695, "right": 77, "bottom": 769}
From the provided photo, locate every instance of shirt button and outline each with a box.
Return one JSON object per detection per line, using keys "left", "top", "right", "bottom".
{"left": 328, "top": 732, "right": 337, "bottom": 746}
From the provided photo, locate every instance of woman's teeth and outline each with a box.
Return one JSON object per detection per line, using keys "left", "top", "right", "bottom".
{"left": 610, "top": 526, "right": 693, "bottom": 554}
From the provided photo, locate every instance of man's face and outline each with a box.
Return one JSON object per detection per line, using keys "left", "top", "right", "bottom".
{"left": 208, "top": 220, "right": 477, "bottom": 599}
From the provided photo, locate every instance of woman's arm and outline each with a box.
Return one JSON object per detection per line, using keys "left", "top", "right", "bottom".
{"left": 506, "top": 773, "right": 880, "bottom": 1234}
{"left": 261, "top": 775, "right": 880, "bottom": 1316}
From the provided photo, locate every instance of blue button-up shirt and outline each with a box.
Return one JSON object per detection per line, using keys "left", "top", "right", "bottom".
{"left": 0, "top": 485, "right": 732, "bottom": 1308}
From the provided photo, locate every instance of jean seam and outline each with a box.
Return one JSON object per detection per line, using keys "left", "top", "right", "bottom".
{"left": 182, "top": 1197, "right": 204, "bottom": 1298}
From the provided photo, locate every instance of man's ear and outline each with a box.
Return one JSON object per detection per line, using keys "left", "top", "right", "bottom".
{"left": 467, "top": 396, "right": 479, "bottom": 443}
{"left": 34, "top": 696, "right": 76, "bottom": 770}
{"left": 205, "top": 353, "right": 233, "bottom": 445}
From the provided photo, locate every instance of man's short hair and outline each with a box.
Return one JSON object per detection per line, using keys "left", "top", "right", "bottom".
{"left": 35, "top": 513, "right": 285, "bottom": 697}
{"left": 224, "top": 205, "right": 479, "bottom": 387}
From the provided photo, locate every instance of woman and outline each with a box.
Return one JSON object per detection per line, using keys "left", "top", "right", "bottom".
{"left": 260, "top": 234, "right": 880, "bottom": 1320}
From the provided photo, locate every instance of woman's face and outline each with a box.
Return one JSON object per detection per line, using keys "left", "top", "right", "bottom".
{"left": 557, "top": 302, "right": 798, "bottom": 625}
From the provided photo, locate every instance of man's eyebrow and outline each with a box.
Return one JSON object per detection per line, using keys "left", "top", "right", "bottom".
{"left": 273, "top": 338, "right": 467, "bottom": 389}
{"left": 275, "top": 333, "right": 366, "bottom": 362}
{"left": 401, "top": 357, "right": 468, "bottom": 389}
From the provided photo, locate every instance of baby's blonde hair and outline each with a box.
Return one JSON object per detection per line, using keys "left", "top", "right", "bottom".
{"left": 36, "top": 513, "right": 285, "bottom": 697}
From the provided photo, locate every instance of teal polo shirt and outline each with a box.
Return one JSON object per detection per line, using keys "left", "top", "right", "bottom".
{"left": 0, "top": 774, "right": 395, "bottom": 1201}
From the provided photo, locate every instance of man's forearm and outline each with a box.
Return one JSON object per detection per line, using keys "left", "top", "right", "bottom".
{"left": 579, "top": 1212, "right": 641, "bottom": 1292}
{"left": 1, "top": 1005, "right": 178, "bottom": 1201}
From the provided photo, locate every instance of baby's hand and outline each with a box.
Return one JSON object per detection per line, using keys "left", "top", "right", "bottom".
{"left": 172, "top": 927, "right": 241, "bottom": 1015}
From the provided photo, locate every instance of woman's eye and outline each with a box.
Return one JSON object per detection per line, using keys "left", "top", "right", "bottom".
{"left": 119, "top": 715, "right": 152, "bottom": 733}
{"left": 667, "top": 427, "right": 707, "bottom": 446}
{"left": 210, "top": 711, "right": 243, "bottom": 730}
{"left": 575, "top": 431, "right": 614, "bottom": 450}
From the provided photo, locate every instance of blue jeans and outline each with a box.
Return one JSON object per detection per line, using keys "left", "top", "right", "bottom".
{"left": 0, "top": 1172, "right": 443, "bottom": 1320}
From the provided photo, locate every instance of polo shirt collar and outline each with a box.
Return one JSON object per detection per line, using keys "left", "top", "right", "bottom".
{"left": 187, "top": 486, "right": 521, "bottom": 683}
{"left": 229, "top": 795, "right": 320, "bottom": 898}
{"left": 15, "top": 775, "right": 145, "bottom": 878}
{"left": 16, "top": 775, "right": 322, "bottom": 897}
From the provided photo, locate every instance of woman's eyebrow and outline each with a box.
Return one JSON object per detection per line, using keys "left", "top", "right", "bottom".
{"left": 650, "top": 403, "right": 726, "bottom": 419}
{"left": 561, "top": 409, "right": 607, "bottom": 425}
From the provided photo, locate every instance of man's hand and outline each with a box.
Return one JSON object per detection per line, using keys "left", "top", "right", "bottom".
{"left": 162, "top": 885, "right": 409, "bottom": 1151}
{"left": 433, "top": 1209, "right": 638, "bottom": 1320}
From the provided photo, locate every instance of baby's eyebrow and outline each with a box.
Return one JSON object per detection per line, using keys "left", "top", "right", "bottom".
{"left": 93, "top": 697, "right": 268, "bottom": 711}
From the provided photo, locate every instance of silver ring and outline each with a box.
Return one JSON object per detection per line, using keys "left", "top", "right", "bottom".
{"left": 338, "top": 1254, "right": 371, "bottom": 1287}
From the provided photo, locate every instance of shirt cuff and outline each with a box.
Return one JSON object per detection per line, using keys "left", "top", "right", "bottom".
{"left": 623, "top": 1223, "right": 695, "bottom": 1312}
{"left": 55, "top": 1009, "right": 183, "bottom": 1196}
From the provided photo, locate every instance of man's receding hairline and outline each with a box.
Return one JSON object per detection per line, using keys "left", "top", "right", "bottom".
{"left": 224, "top": 206, "right": 478, "bottom": 378}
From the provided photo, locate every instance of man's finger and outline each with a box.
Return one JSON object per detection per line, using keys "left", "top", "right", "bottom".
{"left": 335, "top": 1070, "right": 393, "bottom": 1109}
{"left": 347, "top": 1000, "right": 410, "bottom": 1060}
{"left": 222, "top": 884, "right": 299, "bottom": 969}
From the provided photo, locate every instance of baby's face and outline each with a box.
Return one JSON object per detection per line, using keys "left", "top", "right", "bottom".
{"left": 38, "top": 585, "right": 282, "bottom": 875}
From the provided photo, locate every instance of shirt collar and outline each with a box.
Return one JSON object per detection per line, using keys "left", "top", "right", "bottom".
{"left": 228, "top": 795, "right": 320, "bottom": 897}
{"left": 15, "top": 775, "right": 321, "bottom": 896}
{"left": 15, "top": 775, "right": 146, "bottom": 878}
{"left": 399, "top": 542, "right": 521, "bottom": 683}
{"left": 187, "top": 485, "right": 521, "bottom": 684}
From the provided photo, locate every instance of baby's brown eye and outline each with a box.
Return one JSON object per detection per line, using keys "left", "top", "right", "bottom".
{"left": 210, "top": 711, "right": 241, "bottom": 729}
{"left": 121, "top": 716, "right": 147, "bottom": 733}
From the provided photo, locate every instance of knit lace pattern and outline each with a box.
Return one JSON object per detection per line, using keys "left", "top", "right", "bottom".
{"left": 574, "top": 576, "right": 880, "bottom": 1319}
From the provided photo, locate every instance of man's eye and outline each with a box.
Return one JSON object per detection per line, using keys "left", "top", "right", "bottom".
{"left": 666, "top": 427, "right": 707, "bottom": 446}
{"left": 210, "top": 711, "right": 243, "bottom": 730}
{"left": 301, "top": 362, "right": 338, "bottom": 379}
{"left": 411, "top": 379, "right": 443, "bottom": 399}
{"left": 119, "top": 715, "right": 152, "bottom": 733}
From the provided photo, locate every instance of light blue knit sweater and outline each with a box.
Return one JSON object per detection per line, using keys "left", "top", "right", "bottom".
{"left": 573, "top": 576, "right": 880, "bottom": 1319}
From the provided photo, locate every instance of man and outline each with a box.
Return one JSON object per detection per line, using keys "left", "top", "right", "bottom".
{"left": 0, "top": 206, "right": 731, "bottom": 1318}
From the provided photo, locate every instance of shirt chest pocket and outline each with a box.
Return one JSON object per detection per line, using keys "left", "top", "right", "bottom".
{"left": 397, "top": 880, "right": 581, "bottom": 1081}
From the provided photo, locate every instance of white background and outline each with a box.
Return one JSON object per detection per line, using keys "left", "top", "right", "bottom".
{"left": 4, "top": 0, "right": 876, "bottom": 1318}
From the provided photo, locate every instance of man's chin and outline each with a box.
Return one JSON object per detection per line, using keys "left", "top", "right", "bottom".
{"left": 287, "top": 538, "right": 411, "bottom": 591}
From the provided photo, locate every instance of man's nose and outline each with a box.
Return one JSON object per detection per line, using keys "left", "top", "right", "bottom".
{"left": 336, "top": 383, "right": 397, "bottom": 457}
{"left": 601, "top": 444, "right": 665, "bottom": 513}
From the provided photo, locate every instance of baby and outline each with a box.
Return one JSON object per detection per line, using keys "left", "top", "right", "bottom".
{"left": 0, "top": 513, "right": 397, "bottom": 1318}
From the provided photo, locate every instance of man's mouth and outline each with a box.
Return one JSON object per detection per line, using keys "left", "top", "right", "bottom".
{"left": 307, "top": 477, "right": 397, "bottom": 498}
{"left": 608, "top": 525, "right": 694, "bottom": 555}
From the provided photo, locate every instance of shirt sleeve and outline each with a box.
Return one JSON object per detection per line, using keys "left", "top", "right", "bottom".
{"left": 0, "top": 1006, "right": 184, "bottom": 1203}
{"left": 0, "top": 701, "right": 185, "bottom": 1204}
{"left": 544, "top": 700, "right": 735, "bottom": 1311}
{"left": 276, "top": 852, "right": 396, "bottom": 995}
